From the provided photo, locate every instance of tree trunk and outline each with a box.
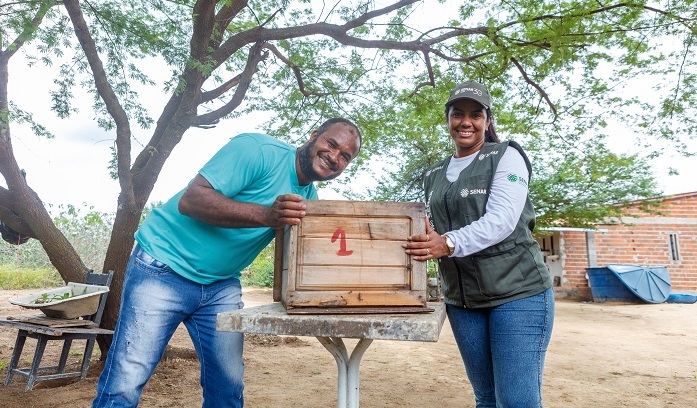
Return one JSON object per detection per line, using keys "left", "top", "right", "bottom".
{"left": 1, "top": 52, "right": 87, "bottom": 285}
{"left": 95, "top": 196, "right": 141, "bottom": 356}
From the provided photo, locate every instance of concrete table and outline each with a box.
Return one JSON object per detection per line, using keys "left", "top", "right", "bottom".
{"left": 217, "top": 302, "right": 446, "bottom": 408}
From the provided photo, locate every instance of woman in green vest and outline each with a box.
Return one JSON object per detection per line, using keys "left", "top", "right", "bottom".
{"left": 404, "top": 80, "right": 555, "bottom": 407}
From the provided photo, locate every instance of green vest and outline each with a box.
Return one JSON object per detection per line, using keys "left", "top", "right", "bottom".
{"left": 424, "top": 141, "right": 552, "bottom": 308}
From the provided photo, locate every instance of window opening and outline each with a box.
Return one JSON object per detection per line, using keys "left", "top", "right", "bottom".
{"left": 668, "top": 233, "right": 680, "bottom": 262}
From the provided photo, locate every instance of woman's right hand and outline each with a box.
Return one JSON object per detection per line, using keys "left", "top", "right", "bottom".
{"left": 403, "top": 218, "right": 449, "bottom": 260}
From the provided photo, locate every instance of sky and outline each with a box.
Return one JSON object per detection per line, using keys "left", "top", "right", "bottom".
{"left": 4, "top": 4, "right": 697, "bottom": 215}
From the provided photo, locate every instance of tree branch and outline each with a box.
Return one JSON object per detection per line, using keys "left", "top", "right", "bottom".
{"left": 199, "top": 73, "right": 244, "bottom": 103}
{"left": 264, "top": 43, "right": 332, "bottom": 98}
{"left": 191, "top": 0, "right": 217, "bottom": 61}
{"left": 210, "top": 0, "right": 249, "bottom": 49}
{"left": 407, "top": 50, "right": 435, "bottom": 97}
{"left": 63, "top": 0, "right": 134, "bottom": 207}
{"left": 342, "top": 0, "right": 420, "bottom": 31}
{"left": 510, "top": 56, "right": 558, "bottom": 119}
{"left": 0, "top": 2, "right": 53, "bottom": 59}
{"left": 194, "top": 42, "right": 268, "bottom": 126}
{"left": 643, "top": 4, "right": 696, "bottom": 29}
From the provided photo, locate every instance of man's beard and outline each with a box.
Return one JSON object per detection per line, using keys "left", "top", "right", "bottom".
{"left": 297, "top": 138, "right": 335, "bottom": 182}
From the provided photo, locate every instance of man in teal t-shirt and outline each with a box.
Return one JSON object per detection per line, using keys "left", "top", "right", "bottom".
{"left": 93, "top": 118, "right": 362, "bottom": 408}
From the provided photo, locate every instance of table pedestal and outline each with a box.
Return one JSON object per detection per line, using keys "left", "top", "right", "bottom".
{"left": 317, "top": 337, "right": 373, "bottom": 408}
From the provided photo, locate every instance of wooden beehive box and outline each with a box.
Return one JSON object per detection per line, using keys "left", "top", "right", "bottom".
{"left": 273, "top": 200, "right": 428, "bottom": 314}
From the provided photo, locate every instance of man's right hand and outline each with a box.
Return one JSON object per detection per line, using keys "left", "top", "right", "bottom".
{"left": 267, "top": 194, "right": 307, "bottom": 228}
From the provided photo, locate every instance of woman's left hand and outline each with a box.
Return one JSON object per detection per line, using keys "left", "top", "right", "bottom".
{"left": 403, "top": 219, "right": 449, "bottom": 261}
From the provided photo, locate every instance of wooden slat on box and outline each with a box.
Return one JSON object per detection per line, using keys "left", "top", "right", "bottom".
{"left": 300, "top": 237, "right": 408, "bottom": 266}
{"left": 298, "top": 266, "right": 409, "bottom": 289}
{"left": 300, "top": 217, "right": 411, "bottom": 240}
{"left": 286, "top": 290, "right": 426, "bottom": 308}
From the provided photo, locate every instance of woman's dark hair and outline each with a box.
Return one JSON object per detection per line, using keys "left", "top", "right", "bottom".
{"left": 444, "top": 105, "right": 500, "bottom": 143}
{"left": 483, "top": 108, "right": 500, "bottom": 143}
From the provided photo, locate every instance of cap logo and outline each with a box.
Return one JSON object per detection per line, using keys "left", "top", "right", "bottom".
{"left": 446, "top": 81, "right": 491, "bottom": 109}
{"left": 455, "top": 87, "right": 483, "bottom": 97}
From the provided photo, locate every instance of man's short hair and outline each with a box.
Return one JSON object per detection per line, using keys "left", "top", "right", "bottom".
{"left": 316, "top": 118, "right": 362, "bottom": 150}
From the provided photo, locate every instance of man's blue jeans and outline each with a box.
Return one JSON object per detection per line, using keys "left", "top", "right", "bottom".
{"left": 446, "top": 288, "right": 555, "bottom": 408}
{"left": 92, "top": 245, "right": 245, "bottom": 408}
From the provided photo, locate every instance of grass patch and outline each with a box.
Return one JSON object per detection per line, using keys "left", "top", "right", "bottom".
{"left": 0, "top": 265, "right": 64, "bottom": 290}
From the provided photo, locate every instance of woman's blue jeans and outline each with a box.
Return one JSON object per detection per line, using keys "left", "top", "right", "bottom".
{"left": 92, "top": 245, "right": 245, "bottom": 408}
{"left": 446, "top": 288, "right": 554, "bottom": 408}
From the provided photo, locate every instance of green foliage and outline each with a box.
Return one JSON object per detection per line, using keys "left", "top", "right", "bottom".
{"left": 528, "top": 139, "right": 662, "bottom": 229}
{"left": 332, "top": 66, "right": 663, "bottom": 228}
{"left": 240, "top": 242, "right": 275, "bottom": 288}
{"left": 8, "top": 102, "right": 54, "bottom": 139}
{"left": 32, "top": 291, "right": 73, "bottom": 304}
{"left": 0, "top": 236, "right": 53, "bottom": 271}
{"left": 51, "top": 204, "right": 114, "bottom": 270}
{"left": 0, "top": 204, "right": 114, "bottom": 273}
{"left": 427, "top": 260, "right": 438, "bottom": 279}
{"left": 0, "top": 265, "right": 63, "bottom": 290}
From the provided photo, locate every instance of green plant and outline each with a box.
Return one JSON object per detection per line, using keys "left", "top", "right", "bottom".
{"left": 0, "top": 203, "right": 115, "bottom": 286}
{"left": 51, "top": 204, "right": 114, "bottom": 269}
{"left": 0, "top": 238, "right": 53, "bottom": 270}
{"left": 32, "top": 292, "right": 72, "bottom": 304}
{"left": 427, "top": 260, "right": 438, "bottom": 279}
{"left": 0, "top": 265, "right": 64, "bottom": 290}
{"left": 240, "top": 243, "right": 275, "bottom": 288}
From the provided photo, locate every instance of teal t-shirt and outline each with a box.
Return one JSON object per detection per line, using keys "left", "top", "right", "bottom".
{"left": 134, "top": 133, "right": 318, "bottom": 284}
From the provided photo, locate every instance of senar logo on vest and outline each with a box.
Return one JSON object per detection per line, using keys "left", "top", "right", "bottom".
{"left": 478, "top": 149, "right": 501, "bottom": 161}
{"left": 460, "top": 188, "right": 488, "bottom": 198}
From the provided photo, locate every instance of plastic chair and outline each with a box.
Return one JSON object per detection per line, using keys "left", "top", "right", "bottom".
{"left": 2, "top": 270, "right": 114, "bottom": 391}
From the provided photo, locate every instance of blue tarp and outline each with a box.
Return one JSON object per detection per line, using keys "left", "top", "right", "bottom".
{"left": 666, "top": 293, "right": 697, "bottom": 304}
{"left": 605, "top": 264, "right": 671, "bottom": 304}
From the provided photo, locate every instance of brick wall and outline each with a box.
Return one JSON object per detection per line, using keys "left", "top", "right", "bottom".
{"left": 550, "top": 192, "right": 697, "bottom": 300}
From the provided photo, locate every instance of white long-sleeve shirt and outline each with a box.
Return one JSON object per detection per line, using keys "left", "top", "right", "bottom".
{"left": 444, "top": 146, "right": 530, "bottom": 257}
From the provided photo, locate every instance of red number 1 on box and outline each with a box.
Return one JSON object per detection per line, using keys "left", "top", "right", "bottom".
{"left": 331, "top": 228, "right": 353, "bottom": 256}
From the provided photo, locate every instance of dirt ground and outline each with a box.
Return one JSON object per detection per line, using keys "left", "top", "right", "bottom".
{"left": 0, "top": 287, "right": 695, "bottom": 407}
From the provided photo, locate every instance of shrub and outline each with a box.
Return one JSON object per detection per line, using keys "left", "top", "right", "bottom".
{"left": 0, "top": 264, "right": 64, "bottom": 290}
{"left": 240, "top": 242, "right": 275, "bottom": 288}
